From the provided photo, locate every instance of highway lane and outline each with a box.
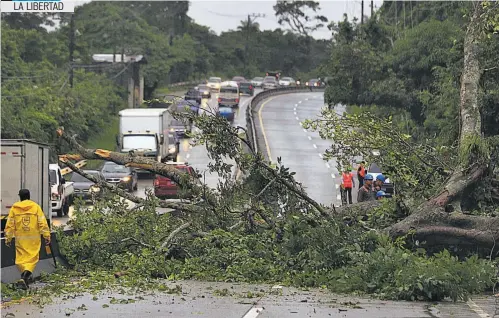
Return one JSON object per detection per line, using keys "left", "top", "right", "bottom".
{"left": 5, "top": 280, "right": 494, "bottom": 317}
{"left": 258, "top": 92, "right": 358, "bottom": 207}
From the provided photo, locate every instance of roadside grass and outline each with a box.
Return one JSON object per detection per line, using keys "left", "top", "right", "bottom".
{"left": 84, "top": 117, "right": 119, "bottom": 170}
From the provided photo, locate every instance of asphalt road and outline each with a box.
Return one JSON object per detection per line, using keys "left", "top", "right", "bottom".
{"left": 3, "top": 280, "right": 496, "bottom": 317}
{"left": 257, "top": 92, "right": 359, "bottom": 207}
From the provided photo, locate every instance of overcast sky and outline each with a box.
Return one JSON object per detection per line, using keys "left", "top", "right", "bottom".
{"left": 188, "top": 0, "right": 384, "bottom": 39}
{"left": 73, "top": 0, "right": 384, "bottom": 39}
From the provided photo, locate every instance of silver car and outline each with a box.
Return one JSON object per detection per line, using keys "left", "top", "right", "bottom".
{"left": 262, "top": 77, "right": 278, "bottom": 90}
{"left": 251, "top": 77, "right": 264, "bottom": 87}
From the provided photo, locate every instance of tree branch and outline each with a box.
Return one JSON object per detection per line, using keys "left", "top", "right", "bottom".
{"left": 160, "top": 222, "right": 192, "bottom": 249}
{"left": 61, "top": 159, "right": 204, "bottom": 214}
{"left": 56, "top": 127, "right": 219, "bottom": 209}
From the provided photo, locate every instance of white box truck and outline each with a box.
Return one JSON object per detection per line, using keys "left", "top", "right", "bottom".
{"left": 117, "top": 109, "right": 180, "bottom": 166}
{"left": 1, "top": 139, "right": 52, "bottom": 231}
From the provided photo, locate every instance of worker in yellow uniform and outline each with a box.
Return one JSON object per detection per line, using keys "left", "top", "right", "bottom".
{"left": 5, "top": 189, "right": 51, "bottom": 289}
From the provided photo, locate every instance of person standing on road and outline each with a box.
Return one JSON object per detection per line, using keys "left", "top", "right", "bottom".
{"left": 358, "top": 174, "right": 375, "bottom": 203}
{"left": 5, "top": 189, "right": 51, "bottom": 289}
{"left": 357, "top": 161, "right": 366, "bottom": 188}
{"left": 341, "top": 167, "right": 355, "bottom": 204}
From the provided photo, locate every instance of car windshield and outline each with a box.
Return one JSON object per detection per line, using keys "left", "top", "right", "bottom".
{"left": 220, "top": 87, "right": 238, "bottom": 93}
{"left": 282, "top": 77, "right": 292, "bottom": 81}
{"left": 208, "top": 79, "right": 221, "bottom": 83}
{"left": 49, "top": 170, "right": 57, "bottom": 186}
{"left": 310, "top": 79, "right": 318, "bottom": 82}
{"left": 368, "top": 163, "right": 382, "bottom": 173}
{"left": 70, "top": 172, "right": 99, "bottom": 182}
{"left": 102, "top": 163, "right": 130, "bottom": 174}
{"left": 198, "top": 85, "right": 209, "bottom": 90}
{"left": 264, "top": 78, "right": 275, "bottom": 83}
{"left": 122, "top": 135, "right": 156, "bottom": 151}
{"left": 252, "top": 77, "right": 263, "bottom": 81}
{"left": 239, "top": 82, "right": 251, "bottom": 87}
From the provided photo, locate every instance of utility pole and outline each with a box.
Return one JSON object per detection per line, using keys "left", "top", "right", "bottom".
{"left": 371, "top": 0, "right": 374, "bottom": 17}
{"left": 69, "top": 13, "right": 75, "bottom": 88}
{"left": 244, "top": 13, "right": 265, "bottom": 77}
{"left": 361, "top": 0, "right": 364, "bottom": 25}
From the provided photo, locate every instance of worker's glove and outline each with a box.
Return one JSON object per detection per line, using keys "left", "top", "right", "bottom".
{"left": 45, "top": 237, "right": 51, "bottom": 246}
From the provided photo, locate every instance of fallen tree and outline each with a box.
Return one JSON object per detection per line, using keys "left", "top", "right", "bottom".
{"left": 303, "top": 1, "right": 499, "bottom": 254}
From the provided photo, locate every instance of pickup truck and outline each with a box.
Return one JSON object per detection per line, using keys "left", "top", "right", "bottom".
{"left": 49, "top": 164, "right": 74, "bottom": 217}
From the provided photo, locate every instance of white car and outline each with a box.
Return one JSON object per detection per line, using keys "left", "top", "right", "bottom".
{"left": 207, "top": 77, "right": 222, "bottom": 92}
{"left": 279, "top": 77, "right": 296, "bottom": 86}
{"left": 251, "top": 77, "right": 264, "bottom": 87}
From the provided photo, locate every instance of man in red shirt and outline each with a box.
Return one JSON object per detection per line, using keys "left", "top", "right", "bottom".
{"left": 341, "top": 167, "right": 355, "bottom": 204}
{"left": 357, "top": 161, "right": 366, "bottom": 188}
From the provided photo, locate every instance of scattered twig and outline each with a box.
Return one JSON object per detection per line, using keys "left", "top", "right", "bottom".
{"left": 160, "top": 222, "right": 192, "bottom": 249}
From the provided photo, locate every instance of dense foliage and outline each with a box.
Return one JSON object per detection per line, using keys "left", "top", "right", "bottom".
{"left": 1, "top": 2, "right": 329, "bottom": 145}
{"left": 321, "top": 1, "right": 499, "bottom": 211}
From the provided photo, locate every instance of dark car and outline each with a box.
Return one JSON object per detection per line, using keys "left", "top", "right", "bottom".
{"left": 185, "top": 88, "right": 202, "bottom": 104}
{"left": 232, "top": 76, "right": 246, "bottom": 85}
{"left": 169, "top": 101, "right": 196, "bottom": 137}
{"left": 239, "top": 81, "right": 254, "bottom": 96}
{"left": 366, "top": 162, "right": 395, "bottom": 197}
{"left": 153, "top": 163, "right": 201, "bottom": 199}
{"left": 217, "top": 106, "right": 235, "bottom": 122}
{"left": 197, "top": 84, "right": 211, "bottom": 99}
{"left": 306, "top": 79, "right": 322, "bottom": 87}
{"left": 101, "top": 162, "right": 138, "bottom": 192}
{"left": 70, "top": 170, "right": 104, "bottom": 201}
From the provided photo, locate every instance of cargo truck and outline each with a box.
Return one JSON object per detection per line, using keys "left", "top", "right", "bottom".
{"left": 117, "top": 109, "right": 180, "bottom": 166}
{"left": 1, "top": 140, "right": 52, "bottom": 232}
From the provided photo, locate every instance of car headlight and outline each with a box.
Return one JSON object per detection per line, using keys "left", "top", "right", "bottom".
{"left": 90, "top": 185, "right": 101, "bottom": 192}
{"left": 121, "top": 176, "right": 131, "bottom": 182}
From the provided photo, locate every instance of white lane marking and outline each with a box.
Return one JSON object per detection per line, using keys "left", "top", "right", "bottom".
{"left": 243, "top": 307, "right": 264, "bottom": 318}
{"left": 318, "top": 153, "right": 323, "bottom": 158}
{"left": 307, "top": 136, "right": 312, "bottom": 140}
{"left": 331, "top": 173, "right": 335, "bottom": 179}
{"left": 298, "top": 101, "right": 302, "bottom": 104}
{"left": 326, "top": 163, "right": 330, "bottom": 169}
{"left": 337, "top": 194, "right": 341, "bottom": 201}
{"left": 313, "top": 144, "right": 317, "bottom": 149}
{"left": 186, "top": 153, "right": 190, "bottom": 159}
{"left": 189, "top": 145, "right": 193, "bottom": 149}
{"left": 294, "top": 111, "right": 297, "bottom": 115}
{"left": 305, "top": 98, "right": 309, "bottom": 101}
{"left": 466, "top": 300, "right": 491, "bottom": 318}
{"left": 335, "top": 183, "right": 339, "bottom": 189}
{"left": 296, "top": 117, "right": 299, "bottom": 120}
{"left": 299, "top": 122, "right": 303, "bottom": 126}
{"left": 294, "top": 104, "right": 298, "bottom": 107}
{"left": 302, "top": 128, "right": 306, "bottom": 132}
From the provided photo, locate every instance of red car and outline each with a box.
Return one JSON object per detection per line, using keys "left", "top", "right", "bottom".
{"left": 153, "top": 163, "right": 201, "bottom": 199}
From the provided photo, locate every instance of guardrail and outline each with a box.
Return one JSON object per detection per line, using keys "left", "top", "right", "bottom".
{"left": 245, "top": 86, "right": 326, "bottom": 156}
